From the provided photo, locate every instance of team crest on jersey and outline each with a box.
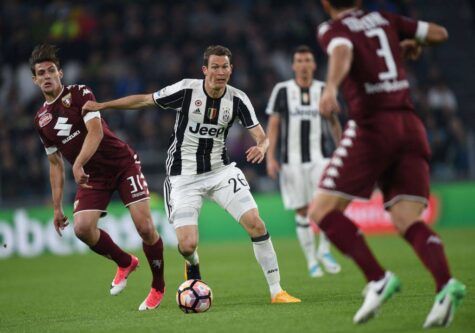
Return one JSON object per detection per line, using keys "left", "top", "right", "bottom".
{"left": 207, "top": 107, "right": 218, "bottom": 120}
{"left": 39, "top": 113, "right": 53, "bottom": 128}
{"left": 195, "top": 100, "right": 202, "bottom": 107}
{"left": 222, "top": 107, "right": 231, "bottom": 122}
{"left": 61, "top": 93, "right": 72, "bottom": 108}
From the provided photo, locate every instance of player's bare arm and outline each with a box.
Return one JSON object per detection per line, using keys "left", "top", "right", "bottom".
{"left": 82, "top": 94, "right": 155, "bottom": 115}
{"left": 320, "top": 45, "right": 353, "bottom": 118}
{"left": 266, "top": 114, "right": 281, "bottom": 179}
{"left": 72, "top": 117, "right": 103, "bottom": 189}
{"left": 401, "top": 23, "right": 448, "bottom": 60}
{"left": 47, "top": 151, "right": 69, "bottom": 236}
{"left": 246, "top": 125, "right": 269, "bottom": 164}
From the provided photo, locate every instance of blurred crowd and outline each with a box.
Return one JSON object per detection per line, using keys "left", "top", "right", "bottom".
{"left": 0, "top": 0, "right": 473, "bottom": 207}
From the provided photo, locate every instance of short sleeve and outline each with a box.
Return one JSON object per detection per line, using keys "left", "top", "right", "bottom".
{"left": 317, "top": 22, "right": 354, "bottom": 55}
{"left": 382, "top": 12, "right": 428, "bottom": 42}
{"left": 236, "top": 93, "right": 259, "bottom": 129}
{"left": 153, "top": 80, "right": 187, "bottom": 110}
{"left": 265, "top": 84, "right": 287, "bottom": 116}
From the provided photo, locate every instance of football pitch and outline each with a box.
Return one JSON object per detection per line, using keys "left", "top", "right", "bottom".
{"left": 1, "top": 228, "right": 473, "bottom": 333}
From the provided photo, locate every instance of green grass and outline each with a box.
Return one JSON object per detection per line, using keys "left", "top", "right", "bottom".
{"left": 1, "top": 229, "right": 474, "bottom": 333}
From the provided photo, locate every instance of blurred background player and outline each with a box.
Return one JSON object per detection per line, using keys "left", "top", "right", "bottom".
{"left": 81, "top": 45, "right": 301, "bottom": 304}
{"left": 309, "top": 0, "right": 466, "bottom": 327}
{"left": 266, "top": 45, "right": 341, "bottom": 278}
{"left": 31, "top": 44, "right": 165, "bottom": 311}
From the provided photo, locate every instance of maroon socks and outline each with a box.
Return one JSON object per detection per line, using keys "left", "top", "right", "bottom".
{"left": 90, "top": 229, "right": 131, "bottom": 268}
{"left": 404, "top": 221, "right": 451, "bottom": 291}
{"left": 143, "top": 237, "right": 165, "bottom": 292}
{"left": 319, "top": 210, "right": 386, "bottom": 282}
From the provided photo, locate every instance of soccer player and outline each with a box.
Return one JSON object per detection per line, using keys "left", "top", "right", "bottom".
{"left": 266, "top": 45, "right": 341, "bottom": 278}
{"left": 31, "top": 44, "right": 165, "bottom": 311}
{"left": 309, "top": 0, "right": 466, "bottom": 327}
{"left": 82, "top": 45, "right": 301, "bottom": 304}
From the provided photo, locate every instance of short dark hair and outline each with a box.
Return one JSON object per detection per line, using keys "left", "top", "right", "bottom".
{"left": 293, "top": 45, "right": 313, "bottom": 56}
{"left": 328, "top": 0, "right": 357, "bottom": 9}
{"left": 29, "top": 44, "right": 61, "bottom": 75}
{"left": 203, "top": 45, "right": 232, "bottom": 67}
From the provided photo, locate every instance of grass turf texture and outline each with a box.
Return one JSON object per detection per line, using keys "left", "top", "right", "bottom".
{"left": 1, "top": 229, "right": 473, "bottom": 333}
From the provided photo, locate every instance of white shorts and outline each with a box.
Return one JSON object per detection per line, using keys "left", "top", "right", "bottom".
{"left": 163, "top": 163, "right": 257, "bottom": 229}
{"left": 279, "top": 160, "right": 329, "bottom": 210}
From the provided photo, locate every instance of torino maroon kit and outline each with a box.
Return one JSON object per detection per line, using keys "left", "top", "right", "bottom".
{"left": 317, "top": 9, "right": 431, "bottom": 208}
{"left": 34, "top": 84, "right": 149, "bottom": 215}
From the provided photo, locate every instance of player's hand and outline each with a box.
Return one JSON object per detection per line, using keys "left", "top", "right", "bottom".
{"left": 319, "top": 87, "right": 340, "bottom": 118}
{"left": 400, "top": 39, "right": 422, "bottom": 61}
{"left": 246, "top": 146, "right": 266, "bottom": 164}
{"left": 53, "top": 210, "right": 69, "bottom": 237}
{"left": 266, "top": 157, "right": 280, "bottom": 179}
{"left": 72, "top": 163, "right": 92, "bottom": 189}
{"left": 81, "top": 101, "right": 103, "bottom": 116}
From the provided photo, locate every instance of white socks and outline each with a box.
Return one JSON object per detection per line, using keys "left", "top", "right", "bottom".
{"left": 295, "top": 214, "right": 317, "bottom": 268}
{"left": 183, "top": 250, "right": 199, "bottom": 265}
{"left": 252, "top": 233, "right": 282, "bottom": 298}
{"left": 317, "top": 231, "right": 331, "bottom": 256}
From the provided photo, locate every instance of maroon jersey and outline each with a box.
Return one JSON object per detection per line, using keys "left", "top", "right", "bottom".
{"left": 318, "top": 10, "right": 429, "bottom": 121}
{"left": 34, "top": 84, "right": 136, "bottom": 178}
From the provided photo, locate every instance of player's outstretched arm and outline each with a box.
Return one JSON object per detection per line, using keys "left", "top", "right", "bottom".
{"left": 266, "top": 115, "right": 281, "bottom": 179}
{"left": 72, "top": 118, "right": 103, "bottom": 189}
{"left": 82, "top": 94, "right": 155, "bottom": 115}
{"left": 246, "top": 124, "right": 269, "bottom": 164}
{"left": 47, "top": 151, "right": 69, "bottom": 236}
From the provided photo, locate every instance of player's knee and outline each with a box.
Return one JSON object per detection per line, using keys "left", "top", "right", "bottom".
{"left": 135, "top": 219, "right": 157, "bottom": 242}
{"left": 308, "top": 203, "right": 331, "bottom": 225}
{"left": 73, "top": 222, "right": 94, "bottom": 241}
{"left": 240, "top": 209, "right": 266, "bottom": 237}
{"left": 178, "top": 235, "right": 198, "bottom": 256}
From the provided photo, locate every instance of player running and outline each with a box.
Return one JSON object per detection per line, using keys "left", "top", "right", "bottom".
{"left": 31, "top": 44, "right": 165, "bottom": 311}
{"left": 309, "top": 0, "right": 466, "bottom": 327}
{"left": 266, "top": 45, "right": 341, "bottom": 278}
{"left": 82, "top": 45, "right": 301, "bottom": 304}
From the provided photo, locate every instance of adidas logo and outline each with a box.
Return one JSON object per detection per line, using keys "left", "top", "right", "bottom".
{"left": 267, "top": 268, "right": 279, "bottom": 274}
{"left": 193, "top": 108, "right": 201, "bottom": 114}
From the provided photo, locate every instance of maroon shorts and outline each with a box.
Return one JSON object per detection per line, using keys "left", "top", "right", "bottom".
{"left": 73, "top": 162, "right": 150, "bottom": 216}
{"left": 319, "top": 112, "right": 431, "bottom": 209}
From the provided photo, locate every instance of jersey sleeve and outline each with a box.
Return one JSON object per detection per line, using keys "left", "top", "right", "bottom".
{"left": 237, "top": 93, "right": 259, "bottom": 129}
{"left": 265, "top": 84, "right": 287, "bottom": 116}
{"left": 317, "top": 22, "right": 354, "bottom": 55}
{"left": 382, "top": 12, "right": 429, "bottom": 43}
{"left": 153, "top": 79, "right": 187, "bottom": 111}
{"left": 35, "top": 124, "right": 58, "bottom": 155}
{"left": 72, "top": 85, "right": 102, "bottom": 124}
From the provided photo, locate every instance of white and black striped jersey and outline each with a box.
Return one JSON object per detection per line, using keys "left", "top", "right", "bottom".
{"left": 153, "top": 79, "right": 259, "bottom": 176}
{"left": 266, "top": 79, "right": 336, "bottom": 165}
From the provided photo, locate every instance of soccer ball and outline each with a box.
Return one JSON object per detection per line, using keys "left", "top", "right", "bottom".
{"left": 176, "top": 279, "right": 213, "bottom": 313}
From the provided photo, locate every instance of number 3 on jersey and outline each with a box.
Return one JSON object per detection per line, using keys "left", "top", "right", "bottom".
{"left": 365, "top": 28, "right": 397, "bottom": 80}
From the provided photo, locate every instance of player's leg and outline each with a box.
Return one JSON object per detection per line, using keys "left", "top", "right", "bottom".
{"left": 176, "top": 225, "right": 201, "bottom": 280}
{"left": 163, "top": 175, "right": 203, "bottom": 280}
{"left": 295, "top": 206, "right": 322, "bottom": 277}
{"left": 239, "top": 208, "right": 300, "bottom": 303}
{"left": 280, "top": 164, "right": 321, "bottom": 276}
{"left": 74, "top": 188, "right": 136, "bottom": 296}
{"left": 118, "top": 163, "right": 164, "bottom": 309}
{"left": 306, "top": 161, "right": 341, "bottom": 274}
{"left": 128, "top": 200, "right": 165, "bottom": 311}
{"left": 211, "top": 165, "right": 299, "bottom": 303}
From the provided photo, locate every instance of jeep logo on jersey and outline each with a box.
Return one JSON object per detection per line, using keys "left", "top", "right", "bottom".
{"left": 54, "top": 117, "right": 73, "bottom": 136}
{"left": 189, "top": 123, "right": 225, "bottom": 137}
